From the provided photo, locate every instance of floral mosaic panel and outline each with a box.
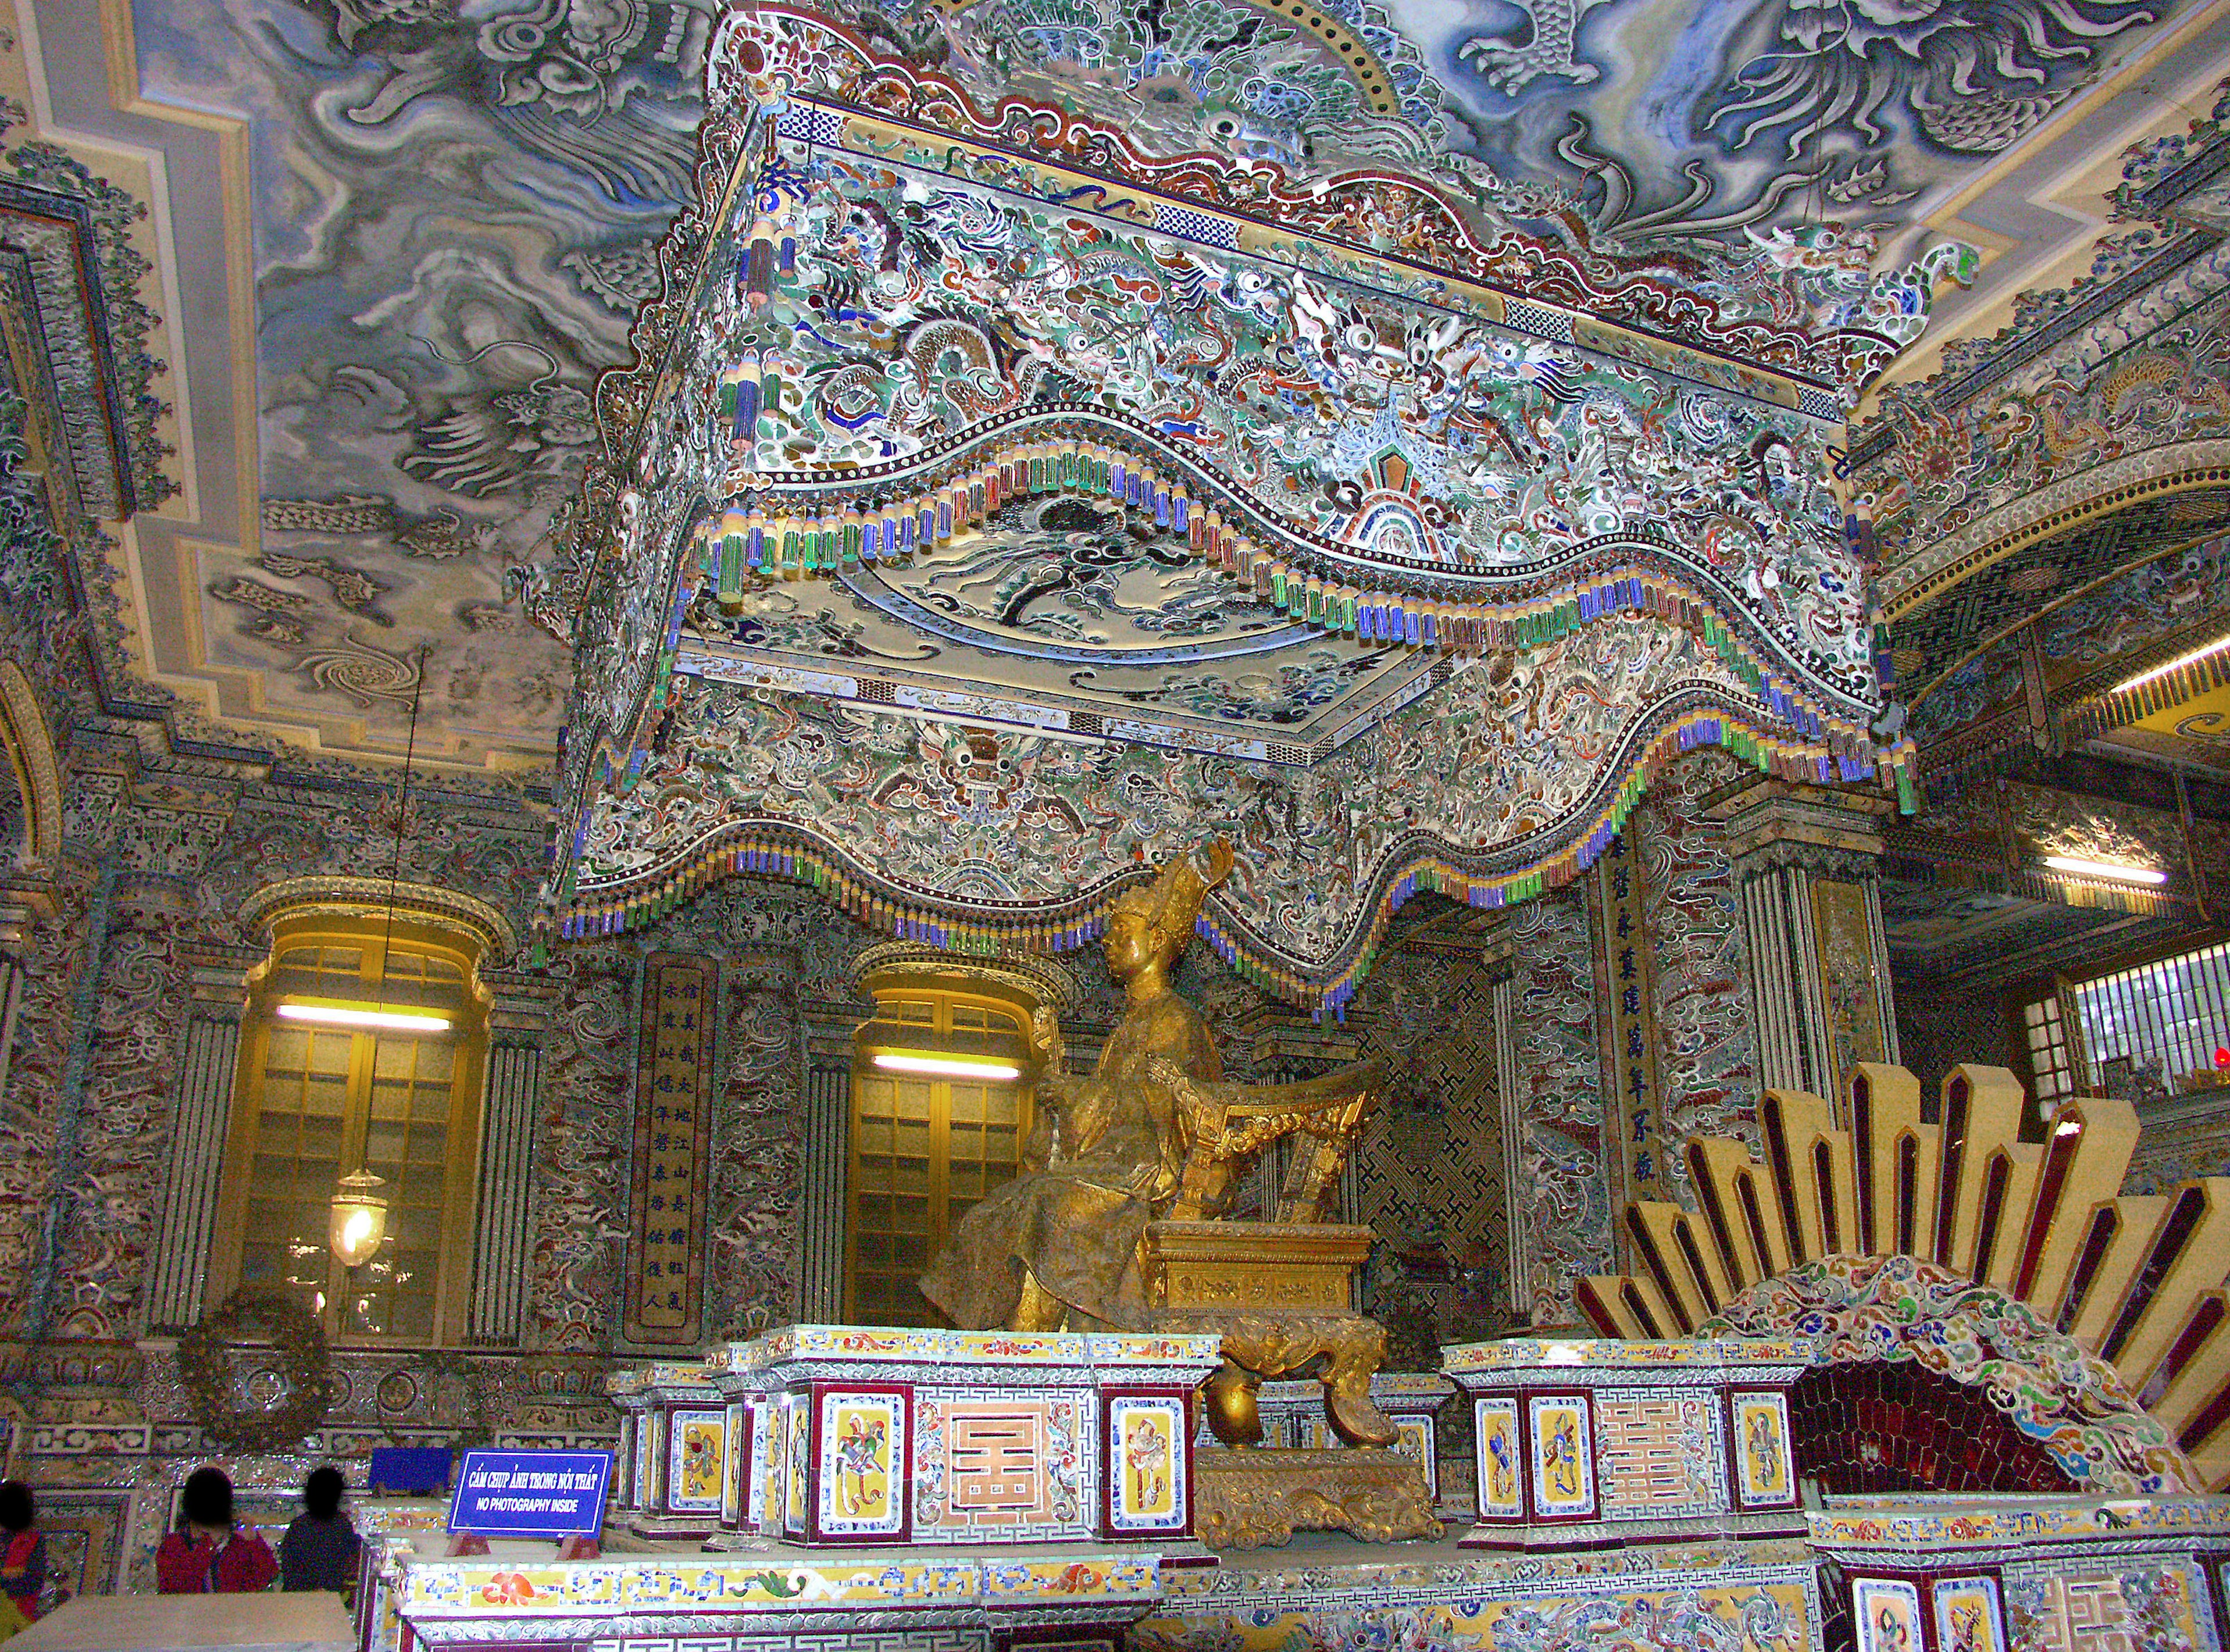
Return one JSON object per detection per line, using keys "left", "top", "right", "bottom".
{"left": 2004, "top": 1562, "right": 2208, "bottom": 1652}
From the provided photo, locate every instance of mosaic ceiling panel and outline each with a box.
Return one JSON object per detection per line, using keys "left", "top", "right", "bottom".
{"left": 1391, "top": 0, "right": 2184, "bottom": 243}
{"left": 119, "top": 0, "right": 706, "bottom": 767}
{"left": 1890, "top": 513, "right": 2229, "bottom": 786}
{"left": 2123, "top": 683, "right": 2230, "bottom": 774}
{"left": 83, "top": 0, "right": 2203, "bottom": 771}
{"left": 1847, "top": 78, "right": 2230, "bottom": 610}
{"left": 1894, "top": 491, "right": 2230, "bottom": 714}
{"left": 682, "top": 494, "right": 1428, "bottom": 739}
{"left": 1877, "top": 881, "right": 2142, "bottom": 982}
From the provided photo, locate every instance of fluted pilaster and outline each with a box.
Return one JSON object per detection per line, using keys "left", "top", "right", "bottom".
{"left": 145, "top": 953, "right": 253, "bottom": 1330}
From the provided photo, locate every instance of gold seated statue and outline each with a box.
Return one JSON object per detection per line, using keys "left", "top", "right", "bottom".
{"left": 918, "top": 840, "right": 1403, "bottom": 1455}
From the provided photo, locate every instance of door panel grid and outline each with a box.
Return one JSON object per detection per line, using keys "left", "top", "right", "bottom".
{"left": 846, "top": 994, "right": 1030, "bottom": 1326}
{"left": 235, "top": 940, "right": 469, "bottom": 1341}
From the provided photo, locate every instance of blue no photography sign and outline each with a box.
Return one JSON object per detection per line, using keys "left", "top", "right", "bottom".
{"left": 448, "top": 1449, "right": 613, "bottom": 1539}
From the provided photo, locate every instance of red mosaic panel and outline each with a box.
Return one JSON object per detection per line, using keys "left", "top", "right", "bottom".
{"left": 1786, "top": 1363, "right": 2077, "bottom": 1496}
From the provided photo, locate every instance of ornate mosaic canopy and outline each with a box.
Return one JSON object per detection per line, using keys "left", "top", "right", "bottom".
{"left": 39, "top": 0, "right": 2185, "bottom": 771}
{"left": 545, "top": 3, "right": 1944, "bottom": 1008}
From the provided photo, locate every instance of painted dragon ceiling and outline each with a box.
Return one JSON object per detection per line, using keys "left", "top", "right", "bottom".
{"left": 41, "top": 0, "right": 2199, "bottom": 777}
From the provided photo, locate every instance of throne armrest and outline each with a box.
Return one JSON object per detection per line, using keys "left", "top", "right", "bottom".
{"left": 1150, "top": 1058, "right": 1386, "bottom": 1222}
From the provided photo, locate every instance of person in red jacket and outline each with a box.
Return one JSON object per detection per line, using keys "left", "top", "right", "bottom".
{"left": 0, "top": 1480, "right": 46, "bottom": 1621}
{"left": 156, "top": 1469, "right": 276, "bottom": 1594}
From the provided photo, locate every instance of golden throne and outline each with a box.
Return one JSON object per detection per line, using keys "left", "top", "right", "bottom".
{"left": 916, "top": 840, "right": 1438, "bottom": 1545}
{"left": 1147, "top": 1056, "right": 1401, "bottom": 1449}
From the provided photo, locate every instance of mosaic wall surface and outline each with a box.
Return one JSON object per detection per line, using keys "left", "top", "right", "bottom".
{"left": 1343, "top": 945, "right": 1510, "bottom": 1337}
{"left": 1893, "top": 982, "right": 2019, "bottom": 1101}
{"left": 1634, "top": 753, "right": 1761, "bottom": 1179}
{"left": 532, "top": 948, "right": 635, "bottom": 1355}
{"left": 0, "top": 874, "right": 107, "bottom": 1336}
{"left": 0, "top": 686, "right": 1607, "bottom": 1531}
{"left": 1504, "top": 889, "right": 1614, "bottom": 1330}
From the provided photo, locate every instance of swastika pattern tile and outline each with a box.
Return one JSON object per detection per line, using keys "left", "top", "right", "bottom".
{"left": 913, "top": 1392, "right": 1092, "bottom": 1542}
{"left": 1348, "top": 948, "right": 1509, "bottom": 1329}
{"left": 1594, "top": 1388, "right": 1722, "bottom": 1518}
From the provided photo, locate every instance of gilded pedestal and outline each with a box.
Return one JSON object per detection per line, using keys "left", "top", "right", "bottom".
{"left": 1193, "top": 1446, "right": 1440, "bottom": 1549}
{"left": 1141, "top": 1219, "right": 1400, "bottom": 1449}
{"left": 1140, "top": 1219, "right": 1438, "bottom": 1547}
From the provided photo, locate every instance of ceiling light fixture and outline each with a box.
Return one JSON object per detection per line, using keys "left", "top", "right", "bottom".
{"left": 278, "top": 1001, "right": 454, "bottom": 1034}
{"left": 2115, "top": 632, "right": 2230, "bottom": 694}
{"left": 321, "top": 642, "right": 434, "bottom": 1270}
{"left": 871, "top": 1052, "right": 1023, "bottom": 1081}
{"left": 2041, "top": 855, "right": 2167, "bottom": 887}
{"left": 328, "top": 1169, "right": 391, "bottom": 1268}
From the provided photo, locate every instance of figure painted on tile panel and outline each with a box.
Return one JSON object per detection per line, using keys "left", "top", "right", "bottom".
{"left": 1746, "top": 1405, "right": 1783, "bottom": 1495}
{"left": 1124, "top": 1415, "right": 1169, "bottom": 1513}
{"left": 833, "top": 1415, "right": 886, "bottom": 1516}
{"left": 1485, "top": 1420, "right": 1517, "bottom": 1506}
{"left": 1544, "top": 1413, "right": 1581, "bottom": 1500}
{"left": 1875, "top": 1600, "right": 1915, "bottom": 1651}
{"left": 1945, "top": 1601, "right": 1988, "bottom": 1652}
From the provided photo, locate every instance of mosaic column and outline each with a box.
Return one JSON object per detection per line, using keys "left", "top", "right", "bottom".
{"left": 1723, "top": 783, "right": 1900, "bottom": 1106}
{"left": 1488, "top": 962, "right": 1531, "bottom": 1318}
{"left": 466, "top": 973, "right": 556, "bottom": 1345}
{"left": 0, "top": 879, "right": 55, "bottom": 1190}
{"left": 144, "top": 948, "right": 255, "bottom": 1330}
{"left": 709, "top": 953, "right": 809, "bottom": 1337}
{"left": 796, "top": 1012, "right": 855, "bottom": 1324}
{"left": 0, "top": 899, "right": 27, "bottom": 1108}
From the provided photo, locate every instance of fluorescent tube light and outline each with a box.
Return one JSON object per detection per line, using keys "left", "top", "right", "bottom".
{"left": 2041, "top": 855, "right": 2167, "bottom": 887}
{"left": 871, "top": 1052, "right": 1022, "bottom": 1081}
{"left": 277, "top": 1002, "right": 454, "bottom": 1034}
{"left": 2116, "top": 632, "right": 2230, "bottom": 693}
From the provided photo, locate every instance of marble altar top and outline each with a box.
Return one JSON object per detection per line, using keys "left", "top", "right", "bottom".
{"left": 10, "top": 1594, "right": 355, "bottom": 1652}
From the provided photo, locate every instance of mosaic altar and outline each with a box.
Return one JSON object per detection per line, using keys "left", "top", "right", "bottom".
{"left": 1444, "top": 1337, "right": 1808, "bottom": 1548}
{"left": 610, "top": 1326, "right": 1221, "bottom": 1553}
{"left": 1811, "top": 1499, "right": 2230, "bottom": 1652}
{"left": 372, "top": 1549, "right": 1166, "bottom": 1652}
